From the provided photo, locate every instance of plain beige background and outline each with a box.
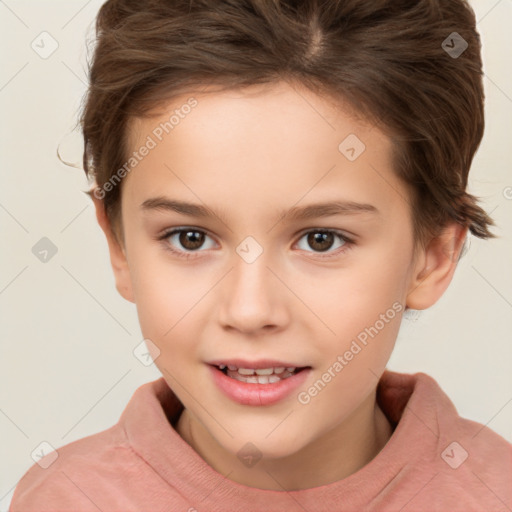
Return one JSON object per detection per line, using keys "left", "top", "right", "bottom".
{"left": 1, "top": 0, "right": 511, "bottom": 508}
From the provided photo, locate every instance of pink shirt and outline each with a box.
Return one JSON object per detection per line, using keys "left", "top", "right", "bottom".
{"left": 10, "top": 370, "right": 512, "bottom": 511}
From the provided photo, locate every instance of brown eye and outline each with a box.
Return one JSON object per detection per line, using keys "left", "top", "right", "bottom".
{"left": 296, "top": 229, "right": 349, "bottom": 255}
{"left": 160, "top": 228, "right": 216, "bottom": 256}
{"left": 307, "top": 231, "right": 335, "bottom": 252}
{"left": 178, "top": 230, "right": 205, "bottom": 250}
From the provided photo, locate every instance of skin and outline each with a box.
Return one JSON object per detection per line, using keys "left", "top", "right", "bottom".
{"left": 93, "top": 80, "right": 466, "bottom": 491}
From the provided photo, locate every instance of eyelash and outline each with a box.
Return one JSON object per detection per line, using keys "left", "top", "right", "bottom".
{"left": 156, "top": 227, "right": 355, "bottom": 261}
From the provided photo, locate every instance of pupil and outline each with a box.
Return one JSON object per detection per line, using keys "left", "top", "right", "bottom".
{"left": 308, "top": 231, "right": 333, "bottom": 252}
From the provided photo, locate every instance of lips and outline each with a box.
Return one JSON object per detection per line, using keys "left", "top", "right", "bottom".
{"left": 207, "top": 359, "right": 312, "bottom": 406}
{"left": 207, "top": 363, "right": 312, "bottom": 406}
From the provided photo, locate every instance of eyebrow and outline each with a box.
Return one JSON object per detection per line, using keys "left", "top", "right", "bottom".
{"left": 140, "top": 196, "right": 379, "bottom": 223}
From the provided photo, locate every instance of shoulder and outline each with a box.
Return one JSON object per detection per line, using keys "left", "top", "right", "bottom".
{"left": 420, "top": 423, "right": 512, "bottom": 512}
{"left": 418, "top": 372, "right": 512, "bottom": 508}
{"left": 450, "top": 414, "right": 512, "bottom": 501}
{"left": 379, "top": 371, "right": 512, "bottom": 510}
{"left": 9, "top": 424, "right": 137, "bottom": 512}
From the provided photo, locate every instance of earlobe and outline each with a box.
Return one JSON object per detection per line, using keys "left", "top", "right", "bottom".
{"left": 91, "top": 191, "right": 135, "bottom": 304}
{"left": 406, "top": 223, "right": 468, "bottom": 310}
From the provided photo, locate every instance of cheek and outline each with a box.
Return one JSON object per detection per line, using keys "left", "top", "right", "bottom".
{"left": 300, "top": 255, "right": 406, "bottom": 344}
{"left": 127, "top": 246, "right": 209, "bottom": 345}
{"left": 292, "top": 260, "right": 406, "bottom": 412}
{"left": 295, "top": 295, "right": 402, "bottom": 432}
{"left": 132, "top": 272, "right": 208, "bottom": 379}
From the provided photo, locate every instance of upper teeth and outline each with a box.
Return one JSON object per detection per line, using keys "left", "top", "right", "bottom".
{"left": 219, "top": 365, "right": 295, "bottom": 375}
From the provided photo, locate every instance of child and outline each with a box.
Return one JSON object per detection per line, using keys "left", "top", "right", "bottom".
{"left": 10, "top": 0, "right": 511, "bottom": 510}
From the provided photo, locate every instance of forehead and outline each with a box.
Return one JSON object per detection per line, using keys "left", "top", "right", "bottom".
{"left": 122, "top": 81, "right": 408, "bottom": 222}
{"left": 127, "top": 81, "right": 375, "bottom": 155}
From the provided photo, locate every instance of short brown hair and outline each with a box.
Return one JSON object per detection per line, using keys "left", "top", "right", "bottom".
{"left": 81, "top": 0, "right": 494, "bottom": 246}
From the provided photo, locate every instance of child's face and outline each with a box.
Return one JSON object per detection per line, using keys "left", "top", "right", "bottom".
{"left": 113, "top": 81, "right": 427, "bottom": 459}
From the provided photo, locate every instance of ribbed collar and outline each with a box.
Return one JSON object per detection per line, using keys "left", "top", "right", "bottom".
{"left": 120, "top": 370, "right": 454, "bottom": 511}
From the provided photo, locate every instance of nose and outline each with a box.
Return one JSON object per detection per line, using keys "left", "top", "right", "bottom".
{"left": 218, "top": 252, "right": 289, "bottom": 335}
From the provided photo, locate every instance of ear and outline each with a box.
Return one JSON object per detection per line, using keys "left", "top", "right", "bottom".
{"left": 406, "top": 223, "right": 468, "bottom": 310}
{"left": 91, "top": 192, "right": 135, "bottom": 303}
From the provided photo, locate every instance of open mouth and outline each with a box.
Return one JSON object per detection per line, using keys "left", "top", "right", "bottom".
{"left": 214, "top": 364, "right": 310, "bottom": 384}
{"left": 208, "top": 362, "right": 313, "bottom": 405}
